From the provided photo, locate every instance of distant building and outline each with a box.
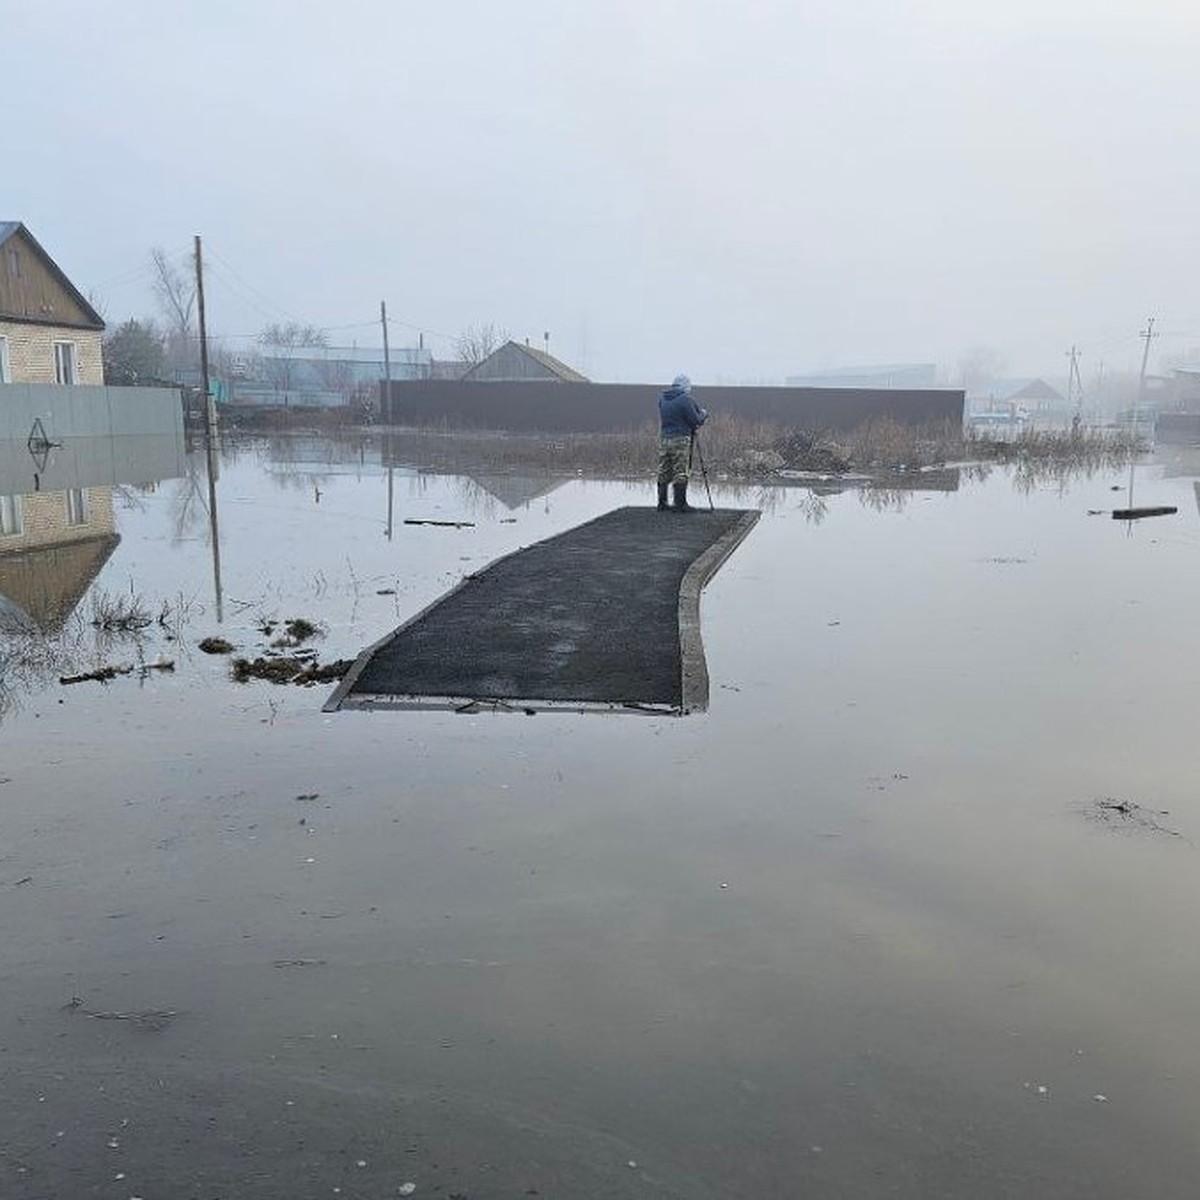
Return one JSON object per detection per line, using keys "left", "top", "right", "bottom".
{"left": 0, "top": 221, "right": 105, "bottom": 386}
{"left": 967, "top": 378, "right": 1066, "bottom": 416}
{"left": 228, "top": 344, "right": 432, "bottom": 409}
{"left": 1171, "top": 367, "right": 1200, "bottom": 412}
{"left": 787, "top": 364, "right": 938, "bottom": 390}
{"left": 462, "top": 340, "right": 589, "bottom": 383}
{"left": 430, "top": 359, "right": 470, "bottom": 381}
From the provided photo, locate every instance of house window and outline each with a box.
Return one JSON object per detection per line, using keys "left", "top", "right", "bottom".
{"left": 53, "top": 341, "right": 77, "bottom": 385}
{"left": 66, "top": 488, "right": 89, "bottom": 526}
{"left": 0, "top": 336, "right": 9, "bottom": 383}
{"left": 0, "top": 495, "right": 22, "bottom": 537}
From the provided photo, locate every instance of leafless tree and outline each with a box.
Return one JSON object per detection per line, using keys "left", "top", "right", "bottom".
{"left": 454, "top": 322, "right": 506, "bottom": 366}
{"left": 151, "top": 247, "right": 196, "bottom": 373}
{"left": 258, "top": 322, "right": 329, "bottom": 403}
{"left": 956, "top": 346, "right": 1006, "bottom": 395}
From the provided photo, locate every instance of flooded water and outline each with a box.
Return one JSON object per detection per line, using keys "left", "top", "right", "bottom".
{"left": 4, "top": 431, "right": 1200, "bottom": 1198}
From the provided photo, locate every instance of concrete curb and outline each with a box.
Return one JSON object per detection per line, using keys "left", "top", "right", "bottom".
{"left": 678, "top": 510, "right": 761, "bottom": 714}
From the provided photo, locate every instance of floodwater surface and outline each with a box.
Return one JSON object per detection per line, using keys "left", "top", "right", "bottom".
{"left": 2, "top": 433, "right": 1200, "bottom": 1198}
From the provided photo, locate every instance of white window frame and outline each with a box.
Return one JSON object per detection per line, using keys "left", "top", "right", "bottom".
{"left": 53, "top": 340, "right": 78, "bottom": 385}
{"left": 0, "top": 494, "right": 22, "bottom": 537}
{"left": 65, "top": 488, "right": 89, "bottom": 527}
{"left": 0, "top": 336, "right": 10, "bottom": 383}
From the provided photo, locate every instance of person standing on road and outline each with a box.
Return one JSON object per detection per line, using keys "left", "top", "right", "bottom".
{"left": 657, "top": 373, "right": 707, "bottom": 512}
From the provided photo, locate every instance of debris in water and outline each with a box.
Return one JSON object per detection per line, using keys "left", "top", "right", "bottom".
{"left": 1089, "top": 797, "right": 1182, "bottom": 839}
{"left": 77, "top": 1007, "right": 177, "bottom": 1032}
{"left": 398, "top": 1185, "right": 417, "bottom": 1196}
{"left": 403, "top": 518, "right": 475, "bottom": 528}
{"left": 1094, "top": 1093, "right": 1108, "bottom": 1103}
{"left": 1112, "top": 506, "right": 1177, "bottom": 520}
{"left": 233, "top": 655, "right": 304, "bottom": 683}
{"left": 233, "top": 656, "right": 353, "bottom": 685}
{"left": 198, "top": 637, "right": 235, "bottom": 654}
{"left": 60, "top": 660, "right": 175, "bottom": 686}
{"left": 273, "top": 959, "right": 327, "bottom": 968}
{"left": 296, "top": 792, "right": 320, "bottom": 801}
{"left": 284, "top": 617, "right": 322, "bottom": 642}
{"left": 295, "top": 659, "right": 354, "bottom": 685}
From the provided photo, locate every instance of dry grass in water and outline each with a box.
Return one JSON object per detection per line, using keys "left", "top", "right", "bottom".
{"left": 378, "top": 416, "right": 1143, "bottom": 483}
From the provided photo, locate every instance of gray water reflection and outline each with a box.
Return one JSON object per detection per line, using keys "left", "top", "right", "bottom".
{"left": 2, "top": 434, "right": 1200, "bottom": 1196}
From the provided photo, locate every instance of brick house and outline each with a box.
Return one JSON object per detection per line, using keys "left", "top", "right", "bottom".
{"left": 0, "top": 223, "right": 118, "bottom": 624}
{"left": 0, "top": 221, "right": 105, "bottom": 386}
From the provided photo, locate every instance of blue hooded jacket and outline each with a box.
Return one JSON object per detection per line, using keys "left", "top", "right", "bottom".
{"left": 659, "top": 384, "right": 707, "bottom": 438}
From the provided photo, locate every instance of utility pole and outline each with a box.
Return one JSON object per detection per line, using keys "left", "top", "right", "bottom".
{"left": 1066, "top": 344, "right": 1083, "bottom": 425}
{"left": 194, "top": 235, "right": 223, "bottom": 621}
{"left": 381, "top": 300, "right": 394, "bottom": 541}
{"left": 1135, "top": 317, "right": 1157, "bottom": 424}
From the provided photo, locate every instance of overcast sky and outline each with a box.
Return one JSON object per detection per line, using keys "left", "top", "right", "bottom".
{"left": 8, "top": 0, "right": 1200, "bottom": 383}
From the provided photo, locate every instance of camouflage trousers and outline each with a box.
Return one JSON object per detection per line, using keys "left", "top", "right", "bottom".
{"left": 657, "top": 435, "right": 692, "bottom": 485}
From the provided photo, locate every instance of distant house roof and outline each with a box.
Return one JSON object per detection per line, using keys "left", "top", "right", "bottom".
{"left": 787, "top": 363, "right": 938, "bottom": 389}
{"left": 971, "top": 377, "right": 1065, "bottom": 404}
{"left": 0, "top": 221, "right": 105, "bottom": 330}
{"left": 461, "top": 340, "right": 589, "bottom": 383}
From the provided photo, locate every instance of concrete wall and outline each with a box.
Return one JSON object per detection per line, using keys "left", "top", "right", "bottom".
{"left": 0, "top": 382, "right": 184, "bottom": 441}
{"left": 381, "top": 380, "right": 963, "bottom": 433}
{"left": 0, "top": 432, "right": 188, "bottom": 495}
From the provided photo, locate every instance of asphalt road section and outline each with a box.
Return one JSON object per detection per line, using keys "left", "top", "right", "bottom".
{"left": 327, "top": 505, "right": 759, "bottom": 714}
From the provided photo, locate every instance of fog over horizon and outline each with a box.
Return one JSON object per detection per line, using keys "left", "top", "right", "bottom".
{"left": 8, "top": 0, "right": 1200, "bottom": 386}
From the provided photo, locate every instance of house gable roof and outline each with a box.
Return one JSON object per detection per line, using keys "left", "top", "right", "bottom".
{"left": 0, "top": 222, "right": 105, "bottom": 331}
{"left": 461, "top": 340, "right": 589, "bottom": 383}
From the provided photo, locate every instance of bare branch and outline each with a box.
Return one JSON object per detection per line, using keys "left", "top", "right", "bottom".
{"left": 454, "top": 322, "right": 506, "bottom": 366}
{"left": 150, "top": 247, "right": 196, "bottom": 341}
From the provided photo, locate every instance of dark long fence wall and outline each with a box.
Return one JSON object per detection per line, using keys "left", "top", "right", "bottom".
{"left": 381, "top": 380, "right": 963, "bottom": 433}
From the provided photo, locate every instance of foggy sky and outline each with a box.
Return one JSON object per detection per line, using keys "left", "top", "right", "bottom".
{"left": 7, "top": 0, "right": 1200, "bottom": 383}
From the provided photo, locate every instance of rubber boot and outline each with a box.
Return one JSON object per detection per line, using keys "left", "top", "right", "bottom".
{"left": 673, "top": 482, "right": 694, "bottom": 513}
{"left": 657, "top": 482, "right": 670, "bottom": 511}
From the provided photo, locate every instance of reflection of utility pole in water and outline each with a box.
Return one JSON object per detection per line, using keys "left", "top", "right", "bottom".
{"left": 195, "top": 235, "right": 224, "bottom": 621}
{"left": 1126, "top": 317, "right": 1157, "bottom": 519}
{"left": 381, "top": 299, "right": 394, "bottom": 541}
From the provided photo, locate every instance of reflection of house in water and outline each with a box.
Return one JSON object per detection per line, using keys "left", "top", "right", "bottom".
{"left": 0, "top": 486, "right": 118, "bottom": 631}
{"left": 463, "top": 472, "right": 569, "bottom": 510}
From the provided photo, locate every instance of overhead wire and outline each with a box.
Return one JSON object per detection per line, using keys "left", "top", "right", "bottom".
{"left": 98, "top": 239, "right": 460, "bottom": 353}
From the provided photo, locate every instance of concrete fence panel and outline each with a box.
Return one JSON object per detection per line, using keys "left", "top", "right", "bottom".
{"left": 381, "top": 380, "right": 964, "bottom": 434}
